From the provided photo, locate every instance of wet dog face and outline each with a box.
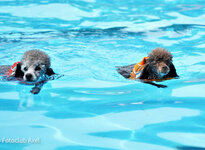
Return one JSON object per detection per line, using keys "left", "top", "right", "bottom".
{"left": 21, "top": 62, "right": 47, "bottom": 82}
{"left": 19, "top": 50, "right": 51, "bottom": 82}
{"left": 146, "top": 48, "right": 173, "bottom": 79}
{"left": 150, "top": 61, "right": 170, "bottom": 78}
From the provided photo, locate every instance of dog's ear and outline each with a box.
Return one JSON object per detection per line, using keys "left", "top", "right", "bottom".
{"left": 165, "top": 62, "right": 178, "bottom": 78}
{"left": 14, "top": 63, "right": 24, "bottom": 78}
{"left": 139, "top": 64, "right": 152, "bottom": 79}
{"left": 46, "top": 68, "right": 55, "bottom": 76}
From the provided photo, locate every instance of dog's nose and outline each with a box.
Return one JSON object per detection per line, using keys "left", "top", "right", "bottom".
{"left": 162, "top": 66, "right": 168, "bottom": 71}
{"left": 25, "top": 73, "right": 33, "bottom": 81}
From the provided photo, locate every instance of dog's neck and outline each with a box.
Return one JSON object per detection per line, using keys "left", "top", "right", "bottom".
{"left": 158, "top": 72, "right": 168, "bottom": 79}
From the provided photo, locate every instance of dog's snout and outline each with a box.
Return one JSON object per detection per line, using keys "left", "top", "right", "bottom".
{"left": 25, "top": 73, "right": 33, "bottom": 81}
{"left": 161, "top": 65, "right": 170, "bottom": 74}
{"left": 162, "top": 66, "right": 168, "bottom": 71}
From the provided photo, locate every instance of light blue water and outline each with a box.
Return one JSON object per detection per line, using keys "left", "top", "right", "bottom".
{"left": 0, "top": 0, "right": 205, "bottom": 150}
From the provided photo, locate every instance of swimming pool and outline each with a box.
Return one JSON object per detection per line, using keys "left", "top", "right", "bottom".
{"left": 0, "top": 0, "right": 205, "bottom": 149}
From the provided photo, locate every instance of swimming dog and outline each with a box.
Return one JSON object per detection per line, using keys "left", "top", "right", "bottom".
{"left": 116, "top": 48, "right": 178, "bottom": 88}
{"left": 0, "top": 50, "right": 55, "bottom": 94}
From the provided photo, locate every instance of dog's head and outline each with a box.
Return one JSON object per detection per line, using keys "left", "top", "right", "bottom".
{"left": 15, "top": 50, "right": 54, "bottom": 82}
{"left": 139, "top": 48, "right": 178, "bottom": 79}
{"left": 147, "top": 48, "right": 172, "bottom": 78}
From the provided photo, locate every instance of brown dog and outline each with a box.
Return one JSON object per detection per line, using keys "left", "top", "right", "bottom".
{"left": 116, "top": 48, "right": 179, "bottom": 88}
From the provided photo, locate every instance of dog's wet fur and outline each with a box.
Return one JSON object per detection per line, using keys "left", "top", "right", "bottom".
{"left": 19, "top": 50, "right": 54, "bottom": 82}
{"left": 116, "top": 48, "right": 178, "bottom": 88}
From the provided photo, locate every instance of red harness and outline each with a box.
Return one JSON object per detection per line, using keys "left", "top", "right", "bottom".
{"left": 6, "top": 61, "right": 20, "bottom": 76}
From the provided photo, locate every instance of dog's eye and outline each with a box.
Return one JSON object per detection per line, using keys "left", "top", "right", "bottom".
{"left": 35, "top": 66, "right": 41, "bottom": 71}
{"left": 24, "top": 67, "right": 28, "bottom": 71}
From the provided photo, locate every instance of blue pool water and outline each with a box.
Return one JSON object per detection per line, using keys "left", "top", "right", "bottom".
{"left": 0, "top": 0, "right": 205, "bottom": 150}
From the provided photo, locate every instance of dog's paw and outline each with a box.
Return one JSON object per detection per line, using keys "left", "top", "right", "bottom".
{"left": 157, "top": 84, "right": 167, "bottom": 88}
{"left": 31, "top": 87, "right": 40, "bottom": 94}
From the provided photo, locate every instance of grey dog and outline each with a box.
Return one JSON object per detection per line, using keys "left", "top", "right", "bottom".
{"left": 0, "top": 49, "right": 55, "bottom": 94}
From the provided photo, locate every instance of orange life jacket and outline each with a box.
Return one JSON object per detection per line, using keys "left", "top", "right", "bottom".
{"left": 6, "top": 61, "right": 20, "bottom": 76}
{"left": 130, "top": 56, "right": 148, "bottom": 79}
